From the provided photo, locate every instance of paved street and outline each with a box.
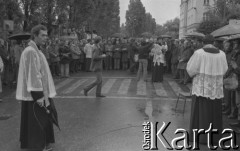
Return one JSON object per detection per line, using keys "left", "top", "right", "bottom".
{"left": 0, "top": 71, "right": 239, "bottom": 151}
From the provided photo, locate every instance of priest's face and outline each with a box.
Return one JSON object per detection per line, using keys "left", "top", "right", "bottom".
{"left": 35, "top": 30, "right": 48, "bottom": 46}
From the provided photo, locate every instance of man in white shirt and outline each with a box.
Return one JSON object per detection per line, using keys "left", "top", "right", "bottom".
{"left": 84, "top": 39, "right": 93, "bottom": 71}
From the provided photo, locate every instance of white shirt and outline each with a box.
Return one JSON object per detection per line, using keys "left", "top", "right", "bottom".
{"left": 84, "top": 43, "right": 93, "bottom": 58}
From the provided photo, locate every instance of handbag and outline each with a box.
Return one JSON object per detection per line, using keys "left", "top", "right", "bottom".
{"left": 223, "top": 73, "right": 238, "bottom": 90}
{"left": 134, "top": 54, "right": 139, "bottom": 62}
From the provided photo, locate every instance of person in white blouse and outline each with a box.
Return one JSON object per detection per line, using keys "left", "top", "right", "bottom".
{"left": 84, "top": 39, "right": 93, "bottom": 72}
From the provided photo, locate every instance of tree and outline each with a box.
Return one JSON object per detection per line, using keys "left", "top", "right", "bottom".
{"left": 91, "top": 0, "right": 120, "bottom": 37}
{"left": 144, "top": 13, "right": 156, "bottom": 34}
{"left": 0, "top": 0, "right": 23, "bottom": 32}
{"left": 155, "top": 17, "right": 179, "bottom": 39}
{"left": 209, "top": 0, "right": 240, "bottom": 24}
{"left": 125, "top": 0, "right": 146, "bottom": 37}
{"left": 197, "top": 0, "right": 240, "bottom": 35}
{"left": 197, "top": 19, "right": 222, "bottom": 35}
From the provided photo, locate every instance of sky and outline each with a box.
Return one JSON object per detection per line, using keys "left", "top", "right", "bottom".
{"left": 119, "top": 0, "right": 181, "bottom": 25}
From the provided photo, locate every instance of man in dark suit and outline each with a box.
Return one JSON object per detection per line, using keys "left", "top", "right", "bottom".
{"left": 83, "top": 36, "right": 106, "bottom": 97}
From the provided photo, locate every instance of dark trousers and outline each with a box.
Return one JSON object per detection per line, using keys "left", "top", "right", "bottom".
{"left": 85, "top": 58, "right": 91, "bottom": 72}
{"left": 13, "top": 63, "right": 19, "bottom": 82}
{"left": 171, "top": 63, "right": 178, "bottom": 78}
{"left": 50, "top": 62, "right": 60, "bottom": 76}
{"left": 104, "top": 56, "right": 112, "bottom": 70}
{"left": 84, "top": 71, "right": 102, "bottom": 95}
{"left": 129, "top": 58, "right": 138, "bottom": 73}
{"left": 137, "top": 59, "right": 148, "bottom": 81}
{"left": 179, "top": 69, "right": 189, "bottom": 83}
{"left": 223, "top": 89, "right": 235, "bottom": 115}
{"left": 114, "top": 58, "right": 120, "bottom": 70}
{"left": 70, "top": 59, "right": 78, "bottom": 73}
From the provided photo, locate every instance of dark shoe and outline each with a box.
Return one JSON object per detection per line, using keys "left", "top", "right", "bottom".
{"left": 96, "top": 95, "right": 106, "bottom": 98}
{"left": 83, "top": 89, "right": 88, "bottom": 96}
{"left": 228, "top": 115, "right": 238, "bottom": 119}
{"left": 229, "top": 122, "right": 240, "bottom": 127}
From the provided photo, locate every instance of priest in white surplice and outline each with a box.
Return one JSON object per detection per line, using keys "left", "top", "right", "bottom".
{"left": 16, "top": 25, "right": 57, "bottom": 151}
{"left": 187, "top": 42, "right": 228, "bottom": 146}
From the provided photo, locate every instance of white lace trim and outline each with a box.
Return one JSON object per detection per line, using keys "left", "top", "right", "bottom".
{"left": 192, "top": 73, "right": 224, "bottom": 100}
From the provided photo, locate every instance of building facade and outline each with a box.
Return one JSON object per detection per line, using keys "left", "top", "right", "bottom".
{"left": 179, "top": 0, "right": 215, "bottom": 39}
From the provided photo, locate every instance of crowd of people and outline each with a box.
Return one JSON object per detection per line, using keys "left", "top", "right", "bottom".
{"left": 0, "top": 27, "right": 240, "bottom": 149}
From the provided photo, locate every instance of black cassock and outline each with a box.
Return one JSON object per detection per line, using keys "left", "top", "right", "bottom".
{"left": 20, "top": 91, "right": 55, "bottom": 150}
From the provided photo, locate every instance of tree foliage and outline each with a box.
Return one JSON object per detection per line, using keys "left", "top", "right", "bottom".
{"left": 125, "top": 0, "right": 155, "bottom": 37}
{"left": 197, "top": 0, "right": 240, "bottom": 35}
{"left": 197, "top": 19, "right": 222, "bottom": 35}
{"left": 208, "top": 0, "right": 240, "bottom": 23}
{"left": 0, "top": 0, "right": 120, "bottom": 37}
{"left": 0, "top": 0, "right": 23, "bottom": 32}
{"left": 155, "top": 17, "right": 180, "bottom": 39}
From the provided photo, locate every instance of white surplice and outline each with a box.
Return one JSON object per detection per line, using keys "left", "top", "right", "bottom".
{"left": 16, "top": 40, "right": 56, "bottom": 101}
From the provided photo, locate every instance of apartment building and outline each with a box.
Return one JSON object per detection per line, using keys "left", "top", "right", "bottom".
{"left": 179, "top": 0, "right": 215, "bottom": 39}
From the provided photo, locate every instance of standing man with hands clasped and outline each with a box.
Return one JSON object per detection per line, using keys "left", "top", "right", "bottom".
{"left": 83, "top": 36, "right": 107, "bottom": 98}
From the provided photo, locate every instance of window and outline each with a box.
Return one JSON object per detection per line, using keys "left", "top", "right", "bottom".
{"left": 204, "top": 0, "right": 209, "bottom": 5}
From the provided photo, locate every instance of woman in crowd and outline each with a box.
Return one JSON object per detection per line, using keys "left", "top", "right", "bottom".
{"left": 128, "top": 39, "right": 138, "bottom": 73}
{"left": 222, "top": 40, "right": 236, "bottom": 118}
{"left": 0, "top": 55, "right": 3, "bottom": 102}
{"left": 171, "top": 39, "right": 180, "bottom": 79}
{"left": 151, "top": 43, "right": 164, "bottom": 82}
{"left": 187, "top": 39, "right": 228, "bottom": 145}
{"left": 104, "top": 40, "right": 113, "bottom": 70}
{"left": 79, "top": 39, "right": 86, "bottom": 71}
{"left": 70, "top": 40, "right": 81, "bottom": 73}
{"left": 84, "top": 39, "right": 93, "bottom": 72}
{"left": 49, "top": 39, "right": 60, "bottom": 77}
{"left": 177, "top": 40, "right": 192, "bottom": 85}
{"left": 12, "top": 40, "right": 23, "bottom": 83}
{"left": 113, "top": 39, "right": 122, "bottom": 70}
{"left": 59, "top": 40, "right": 71, "bottom": 78}
{"left": 121, "top": 39, "right": 129, "bottom": 70}
{"left": 228, "top": 39, "right": 240, "bottom": 133}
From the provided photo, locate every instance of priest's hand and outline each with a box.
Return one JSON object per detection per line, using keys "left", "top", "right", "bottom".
{"left": 37, "top": 97, "right": 45, "bottom": 107}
